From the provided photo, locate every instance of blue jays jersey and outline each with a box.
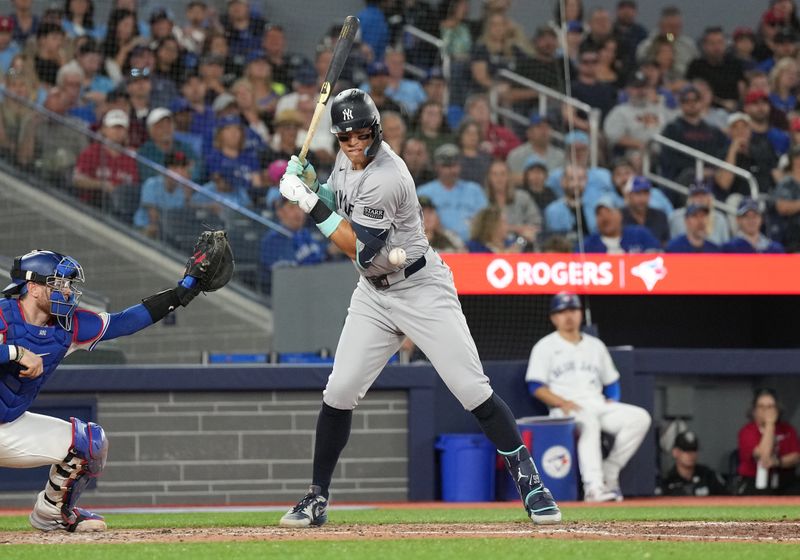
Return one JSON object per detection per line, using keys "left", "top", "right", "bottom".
{"left": 0, "top": 299, "right": 111, "bottom": 423}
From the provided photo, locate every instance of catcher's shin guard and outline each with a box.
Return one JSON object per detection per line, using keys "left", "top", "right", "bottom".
{"left": 501, "top": 445, "right": 562, "bottom": 525}
{"left": 30, "top": 417, "right": 108, "bottom": 532}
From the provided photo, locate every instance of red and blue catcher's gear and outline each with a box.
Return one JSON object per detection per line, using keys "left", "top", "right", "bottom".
{"left": 52, "top": 418, "right": 108, "bottom": 531}
{"left": 2, "top": 250, "right": 85, "bottom": 331}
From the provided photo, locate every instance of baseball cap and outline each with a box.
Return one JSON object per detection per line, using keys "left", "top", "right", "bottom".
{"left": 629, "top": 176, "right": 652, "bottom": 193}
{"left": 727, "top": 111, "right": 752, "bottom": 127}
{"left": 102, "top": 109, "right": 130, "bottom": 129}
{"left": 763, "top": 8, "right": 784, "bottom": 26}
{"left": 0, "top": 15, "right": 14, "bottom": 33}
{"left": 266, "top": 159, "right": 288, "bottom": 185}
{"left": 564, "top": 130, "right": 589, "bottom": 146}
{"left": 292, "top": 65, "right": 318, "bottom": 86}
{"left": 146, "top": 107, "right": 172, "bottom": 129}
{"left": 550, "top": 292, "right": 581, "bottom": 314}
{"left": 433, "top": 143, "right": 460, "bottom": 164}
{"left": 594, "top": 195, "right": 621, "bottom": 212}
{"left": 423, "top": 67, "right": 445, "bottom": 84}
{"left": 678, "top": 84, "right": 700, "bottom": 102}
{"left": 737, "top": 198, "right": 761, "bottom": 216}
{"left": 128, "top": 66, "right": 152, "bottom": 81}
{"left": 149, "top": 8, "right": 173, "bottom": 24}
{"left": 627, "top": 71, "right": 648, "bottom": 88}
{"left": 685, "top": 203, "right": 710, "bottom": 217}
{"left": 367, "top": 61, "right": 390, "bottom": 77}
{"left": 215, "top": 114, "right": 243, "bottom": 131}
{"left": 524, "top": 155, "right": 548, "bottom": 172}
{"left": 211, "top": 92, "right": 236, "bottom": 112}
{"left": 688, "top": 181, "right": 712, "bottom": 196}
{"left": 744, "top": 89, "right": 769, "bottom": 105}
{"left": 673, "top": 431, "right": 699, "bottom": 452}
{"left": 529, "top": 112, "right": 549, "bottom": 126}
{"left": 164, "top": 150, "right": 189, "bottom": 167}
{"left": 733, "top": 26, "right": 755, "bottom": 41}
{"left": 245, "top": 49, "right": 268, "bottom": 65}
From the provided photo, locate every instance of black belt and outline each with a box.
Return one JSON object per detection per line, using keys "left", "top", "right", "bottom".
{"left": 368, "top": 255, "right": 427, "bottom": 290}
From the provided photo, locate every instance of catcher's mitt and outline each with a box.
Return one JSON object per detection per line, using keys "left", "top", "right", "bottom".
{"left": 184, "top": 230, "right": 235, "bottom": 292}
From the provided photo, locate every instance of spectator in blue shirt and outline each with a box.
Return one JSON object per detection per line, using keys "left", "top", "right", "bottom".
{"left": 205, "top": 114, "right": 262, "bottom": 195}
{"left": 666, "top": 204, "right": 721, "bottom": 253}
{"left": 544, "top": 164, "right": 597, "bottom": 238}
{"left": 417, "top": 143, "right": 488, "bottom": 241}
{"left": 358, "top": 0, "right": 390, "bottom": 61}
{"left": 723, "top": 199, "right": 785, "bottom": 253}
{"left": 621, "top": 176, "right": 671, "bottom": 246}
{"left": 221, "top": 0, "right": 267, "bottom": 60}
{"left": 9, "top": 0, "right": 39, "bottom": 45}
{"left": 383, "top": 47, "right": 427, "bottom": 116}
{"left": 546, "top": 131, "right": 614, "bottom": 207}
{"left": 133, "top": 150, "right": 193, "bottom": 238}
{"left": 259, "top": 197, "right": 326, "bottom": 294}
{"left": 581, "top": 196, "right": 660, "bottom": 253}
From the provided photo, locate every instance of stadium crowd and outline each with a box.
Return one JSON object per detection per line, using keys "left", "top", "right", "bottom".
{"left": 3, "top": 0, "right": 800, "bottom": 292}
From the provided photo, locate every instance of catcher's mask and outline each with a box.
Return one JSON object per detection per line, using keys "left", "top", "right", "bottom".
{"left": 3, "top": 250, "right": 85, "bottom": 330}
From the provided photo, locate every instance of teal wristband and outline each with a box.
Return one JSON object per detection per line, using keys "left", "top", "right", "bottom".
{"left": 317, "top": 212, "right": 343, "bottom": 238}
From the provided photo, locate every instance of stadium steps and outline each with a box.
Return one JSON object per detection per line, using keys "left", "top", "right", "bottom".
{"left": 0, "top": 169, "right": 272, "bottom": 364}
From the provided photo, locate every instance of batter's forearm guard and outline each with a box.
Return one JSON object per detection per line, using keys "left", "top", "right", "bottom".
{"left": 317, "top": 184, "right": 337, "bottom": 212}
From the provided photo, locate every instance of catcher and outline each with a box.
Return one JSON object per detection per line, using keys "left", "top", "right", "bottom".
{"left": 0, "top": 231, "right": 233, "bottom": 532}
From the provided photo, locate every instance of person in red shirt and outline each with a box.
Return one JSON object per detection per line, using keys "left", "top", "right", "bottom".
{"left": 464, "top": 93, "right": 521, "bottom": 160}
{"left": 73, "top": 108, "right": 139, "bottom": 221}
{"left": 736, "top": 388, "right": 800, "bottom": 495}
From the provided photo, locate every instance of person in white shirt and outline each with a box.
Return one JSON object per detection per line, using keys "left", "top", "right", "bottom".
{"left": 525, "top": 292, "right": 651, "bottom": 502}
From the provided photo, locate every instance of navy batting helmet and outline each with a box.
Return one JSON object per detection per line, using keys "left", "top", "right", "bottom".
{"left": 3, "top": 250, "right": 85, "bottom": 330}
{"left": 330, "top": 88, "right": 382, "bottom": 157}
{"left": 550, "top": 292, "right": 581, "bottom": 314}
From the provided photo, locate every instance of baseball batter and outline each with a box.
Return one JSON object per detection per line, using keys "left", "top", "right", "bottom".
{"left": 278, "top": 88, "right": 561, "bottom": 527}
{"left": 0, "top": 242, "right": 223, "bottom": 532}
{"left": 526, "top": 292, "right": 651, "bottom": 502}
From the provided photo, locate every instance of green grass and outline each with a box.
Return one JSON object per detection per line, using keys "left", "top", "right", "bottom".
{"left": 3, "top": 540, "right": 799, "bottom": 560}
{"left": 2, "top": 505, "right": 799, "bottom": 559}
{"left": 1, "top": 504, "right": 798, "bottom": 531}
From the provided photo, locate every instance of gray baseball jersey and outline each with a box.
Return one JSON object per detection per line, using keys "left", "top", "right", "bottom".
{"left": 322, "top": 142, "right": 492, "bottom": 411}
{"left": 328, "top": 141, "right": 428, "bottom": 276}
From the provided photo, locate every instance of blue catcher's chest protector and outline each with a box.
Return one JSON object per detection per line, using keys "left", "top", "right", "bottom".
{"left": 0, "top": 298, "right": 72, "bottom": 423}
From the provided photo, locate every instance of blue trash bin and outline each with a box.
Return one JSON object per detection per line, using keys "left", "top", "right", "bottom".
{"left": 436, "top": 433, "right": 496, "bottom": 502}
{"left": 501, "top": 417, "right": 578, "bottom": 502}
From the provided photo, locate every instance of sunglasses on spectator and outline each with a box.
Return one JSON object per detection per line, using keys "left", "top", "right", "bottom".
{"left": 129, "top": 67, "right": 151, "bottom": 80}
{"left": 336, "top": 132, "right": 373, "bottom": 142}
{"left": 680, "top": 96, "right": 699, "bottom": 104}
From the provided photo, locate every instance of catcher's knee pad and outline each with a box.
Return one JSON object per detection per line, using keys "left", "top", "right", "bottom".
{"left": 44, "top": 417, "right": 108, "bottom": 524}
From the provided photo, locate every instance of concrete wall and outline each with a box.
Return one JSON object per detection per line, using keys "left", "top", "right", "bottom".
{"left": 0, "top": 389, "right": 408, "bottom": 508}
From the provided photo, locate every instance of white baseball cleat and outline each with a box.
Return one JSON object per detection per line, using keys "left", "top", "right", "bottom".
{"left": 280, "top": 485, "right": 328, "bottom": 528}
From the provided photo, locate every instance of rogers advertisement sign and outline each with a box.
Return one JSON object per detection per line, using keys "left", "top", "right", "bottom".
{"left": 440, "top": 253, "right": 800, "bottom": 295}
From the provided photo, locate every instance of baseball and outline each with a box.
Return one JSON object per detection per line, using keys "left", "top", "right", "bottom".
{"left": 388, "top": 247, "right": 407, "bottom": 266}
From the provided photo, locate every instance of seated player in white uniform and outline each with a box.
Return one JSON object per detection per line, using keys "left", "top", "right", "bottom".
{"left": 525, "top": 292, "right": 651, "bottom": 501}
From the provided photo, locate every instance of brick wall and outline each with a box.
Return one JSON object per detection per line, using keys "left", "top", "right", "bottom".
{"left": 1, "top": 390, "right": 408, "bottom": 508}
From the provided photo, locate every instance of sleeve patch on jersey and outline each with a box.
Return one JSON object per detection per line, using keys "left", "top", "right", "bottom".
{"left": 362, "top": 206, "right": 385, "bottom": 220}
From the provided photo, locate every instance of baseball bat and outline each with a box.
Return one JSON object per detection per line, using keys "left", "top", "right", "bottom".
{"left": 298, "top": 15, "right": 360, "bottom": 163}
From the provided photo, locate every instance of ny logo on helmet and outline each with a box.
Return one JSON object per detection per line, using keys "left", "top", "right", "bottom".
{"left": 343, "top": 108, "right": 354, "bottom": 120}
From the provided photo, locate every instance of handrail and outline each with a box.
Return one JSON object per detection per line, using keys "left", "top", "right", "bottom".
{"left": 646, "top": 133, "right": 760, "bottom": 201}
{"left": 497, "top": 68, "right": 601, "bottom": 168}
{"left": 403, "top": 24, "right": 450, "bottom": 106}
{"left": 0, "top": 87, "right": 292, "bottom": 237}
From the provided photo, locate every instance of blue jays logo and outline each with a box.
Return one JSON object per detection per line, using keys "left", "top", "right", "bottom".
{"left": 541, "top": 445, "right": 572, "bottom": 479}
